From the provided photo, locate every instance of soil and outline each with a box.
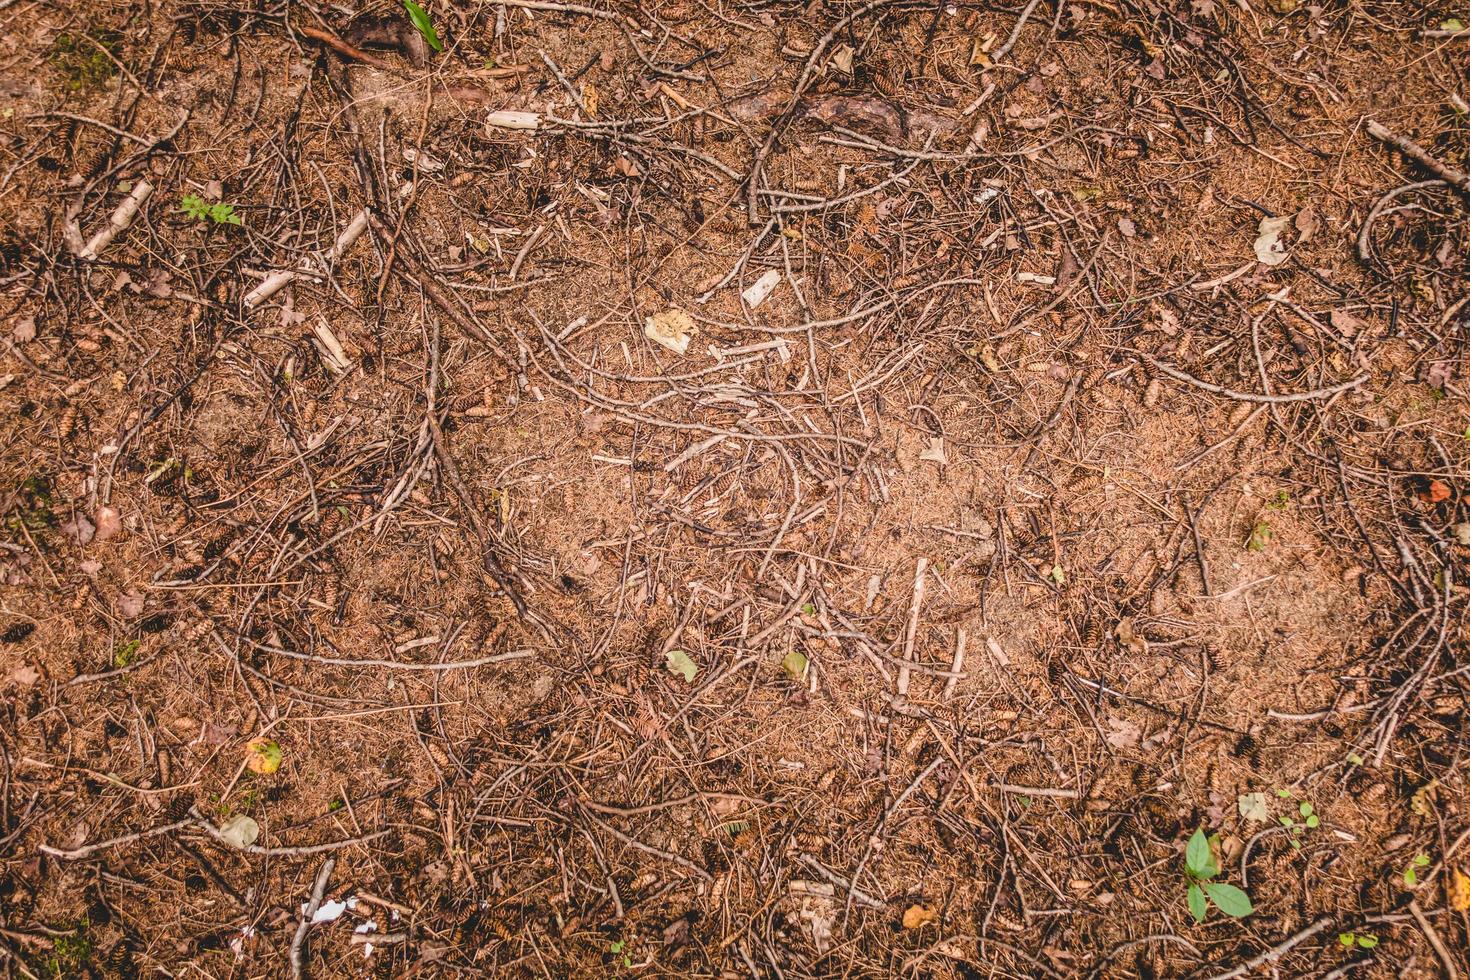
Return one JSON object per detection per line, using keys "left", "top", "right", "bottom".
{"left": 0, "top": 0, "right": 1468, "bottom": 975}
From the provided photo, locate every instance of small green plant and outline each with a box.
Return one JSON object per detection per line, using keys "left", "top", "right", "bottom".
{"left": 112, "top": 638, "right": 140, "bottom": 668}
{"left": 1338, "top": 931, "right": 1379, "bottom": 950}
{"left": 1267, "top": 489, "right": 1291, "bottom": 510}
{"left": 1403, "top": 852, "right": 1431, "bottom": 887}
{"left": 43, "top": 920, "right": 91, "bottom": 977}
{"left": 50, "top": 30, "right": 120, "bottom": 92}
{"left": 607, "top": 937, "right": 632, "bottom": 968}
{"left": 181, "top": 193, "right": 242, "bottom": 226}
{"left": 1278, "top": 800, "right": 1320, "bottom": 850}
{"left": 402, "top": 0, "right": 444, "bottom": 51}
{"left": 1183, "top": 828, "right": 1254, "bottom": 923}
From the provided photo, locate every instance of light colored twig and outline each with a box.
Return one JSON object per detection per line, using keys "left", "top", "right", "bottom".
{"left": 78, "top": 180, "right": 152, "bottom": 260}
{"left": 896, "top": 558, "right": 928, "bottom": 699}
{"left": 1144, "top": 355, "right": 1367, "bottom": 404}
{"left": 291, "top": 858, "right": 336, "bottom": 980}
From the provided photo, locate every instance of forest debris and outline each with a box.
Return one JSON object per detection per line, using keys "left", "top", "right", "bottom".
{"left": 644, "top": 309, "right": 698, "bottom": 354}
{"left": 1253, "top": 214, "right": 1293, "bottom": 265}
{"left": 311, "top": 319, "right": 354, "bottom": 375}
{"left": 741, "top": 269, "right": 781, "bottom": 309}
{"left": 76, "top": 180, "right": 152, "bottom": 260}
{"left": 218, "top": 815, "right": 260, "bottom": 849}
{"left": 486, "top": 110, "right": 541, "bottom": 131}
{"left": 245, "top": 207, "right": 375, "bottom": 309}
{"left": 918, "top": 437, "right": 947, "bottom": 465}
{"left": 902, "top": 905, "right": 938, "bottom": 929}
{"left": 1366, "top": 119, "right": 1470, "bottom": 194}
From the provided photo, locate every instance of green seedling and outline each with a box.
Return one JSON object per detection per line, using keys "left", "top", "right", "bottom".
{"left": 1278, "top": 799, "right": 1320, "bottom": 850}
{"left": 608, "top": 937, "right": 632, "bottom": 968}
{"left": 1339, "top": 931, "right": 1379, "bottom": 950}
{"left": 403, "top": 0, "right": 444, "bottom": 51}
{"left": 181, "top": 193, "right": 242, "bottom": 226}
{"left": 112, "top": 639, "right": 140, "bottom": 668}
{"left": 1403, "top": 852, "right": 1430, "bottom": 887}
{"left": 1183, "top": 828, "right": 1254, "bottom": 923}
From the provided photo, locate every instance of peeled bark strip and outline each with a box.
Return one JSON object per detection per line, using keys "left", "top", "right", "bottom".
{"left": 76, "top": 180, "right": 153, "bottom": 260}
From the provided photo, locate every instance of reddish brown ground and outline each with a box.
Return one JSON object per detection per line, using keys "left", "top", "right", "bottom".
{"left": 1, "top": 0, "right": 1467, "bottom": 975}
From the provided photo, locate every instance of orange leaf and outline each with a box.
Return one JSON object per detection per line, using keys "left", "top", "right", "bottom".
{"left": 1419, "top": 479, "right": 1452, "bottom": 504}
{"left": 902, "top": 904, "right": 937, "bottom": 929}
{"left": 1451, "top": 868, "right": 1470, "bottom": 913}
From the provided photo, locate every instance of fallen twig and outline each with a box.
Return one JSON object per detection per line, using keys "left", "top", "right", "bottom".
{"left": 1366, "top": 118, "right": 1470, "bottom": 193}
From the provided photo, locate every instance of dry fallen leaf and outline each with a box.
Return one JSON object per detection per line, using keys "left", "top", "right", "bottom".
{"left": 117, "top": 591, "right": 145, "bottom": 619}
{"left": 1253, "top": 214, "right": 1293, "bottom": 266}
{"left": 244, "top": 737, "right": 284, "bottom": 775}
{"left": 218, "top": 814, "right": 260, "bottom": 849}
{"left": 1116, "top": 617, "right": 1148, "bottom": 654}
{"left": 1418, "top": 479, "right": 1451, "bottom": 504}
{"left": 94, "top": 505, "right": 121, "bottom": 543}
{"left": 902, "top": 904, "right": 937, "bottom": 929}
{"left": 644, "top": 309, "right": 698, "bottom": 355}
{"left": 918, "top": 437, "right": 948, "bottom": 465}
{"left": 7, "top": 664, "right": 40, "bottom": 687}
{"left": 1450, "top": 868, "right": 1470, "bottom": 912}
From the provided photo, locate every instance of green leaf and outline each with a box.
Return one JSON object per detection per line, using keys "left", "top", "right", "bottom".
{"left": 1049, "top": 564, "right": 1066, "bottom": 585}
{"left": 1405, "top": 866, "right": 1418, "bottom": 887}
{"left": 1275, "top": 788, "right": 1293, "bottom": 798}
{"left": 1187, "top": 881, "right": 1207, "bottom": 923}
{"left": 403, "top": 0, "right": 444, "bottom": 51}
{"left": 1305, "top": 814, "right": 1319, "bottom": 828}
{"left": 1347, "top": 752, "right": 1364, "bottom": 765}
{"left": 1298, "top": 801, "right": 1313, "bottom": 818}
{"left": 1338, "top": 932, "right": 1355, "bottom": 947}
{"left": 1185, "top": 828, "right": 1212, "bottom": 878}
{"left": 1356, "top": 934, "right": 1378, "bottom": 949}
{"left": 665, "top": 649, "right": 698, "bottom": 683}
{"left": 782, "top": 649, "right": 809, "bottom": 681}
{"left": 1202, "top": 881, "right": 1254, "bottom": 918}
{"left": 1441, "top": 17, "right": 1464, "bottom": 30}
{"left": 800, "top": 602, "right": 816, "bottom": 616}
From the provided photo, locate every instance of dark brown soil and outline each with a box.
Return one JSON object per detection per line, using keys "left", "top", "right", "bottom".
{"left": 1, "top": 0, "right": 1468, "bottom": 975}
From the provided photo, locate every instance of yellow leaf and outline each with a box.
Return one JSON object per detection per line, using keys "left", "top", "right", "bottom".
{"left": 244, "top": 737, "right": 283, "bottom": 775}
{"left": 1451, "top": 868, "right": 1470, "bottom": 912}
{"left": 1410, "top": 779, "right": 1439, "bottom": 816}
{"left": 582, "top": 81, "right": 599, "bottom": 118}
{"left": 902, "top": 904, "right": 937, "bottom": 929}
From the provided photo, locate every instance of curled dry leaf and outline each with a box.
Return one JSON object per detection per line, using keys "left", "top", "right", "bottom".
{"left": 902, "top": 904, "right": 937, "bottom": 929}
{"left": 94, "top": 505, "right": 121, "bottom": 542}
{"left": 1417, "top": 479, "right": 1451, "bottom": 504}
{"left": 644, "top": 309, "right": 698, "bottom": 355}
{"left": 1115, "top": 617, "right": 1148, "bottom": 654}
{"left": 1253, "top": 214, "right": 1293, "bottom": 266}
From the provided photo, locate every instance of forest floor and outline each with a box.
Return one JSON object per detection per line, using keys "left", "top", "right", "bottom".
{"left": 1, "top": 0, "right": 1468, "bottom": 975}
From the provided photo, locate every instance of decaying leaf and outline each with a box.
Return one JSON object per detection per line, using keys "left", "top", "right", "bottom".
{"left": 1253, "top": 214, "right": 1293, "bottom": 266}
{"left": 665, "top": 649, "right": 698, "bottom": 683}
{"left": 918, "top": 437, "right": 947, "bottom": 465}
{"left": 94, "top": 505, "right": 122, "bottom": 542}
{"left": 1450, "top": 868, "right": 1470, "bottom": 912}
{"left": 244, "top": 737, "right": 284, "bottom": 775}
{"left": 1238, "top": 792, "right": 1271, "bottom": 823}
{"left": 644, "top": 309, "right": 698, "bottom": 355}
{"left": 1104, "top": 716, "right": 1141, "bottom": 749}
{"left": 1115, "top": 617, "right": 1148, "bottom": 654}
{"left": 1410, "top": 779, "right": 1439, "bottom": 815}
{"left": 1417, "top": 479, "right": 1451, "bottom": 504}
{"left": 218, "top": 814, "right": 260, "bottom": 849}
{"left": 902, "top": 904, "right": 937, "bottom": 929}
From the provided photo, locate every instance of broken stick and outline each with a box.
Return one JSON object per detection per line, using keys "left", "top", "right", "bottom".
{"left": 1366, "top": 118, "right": 1470, "bottom": 194}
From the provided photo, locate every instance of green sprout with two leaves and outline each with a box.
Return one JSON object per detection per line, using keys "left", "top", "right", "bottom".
{"left": 1184, "top": 828, "right": 1255, "bottom": 923}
